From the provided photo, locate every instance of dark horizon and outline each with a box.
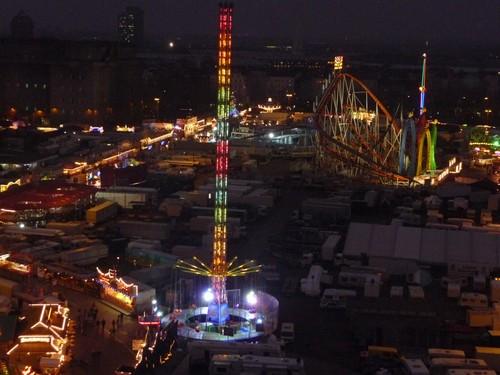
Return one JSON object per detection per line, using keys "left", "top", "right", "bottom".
{"left": 1, "top": 0, "right": 499, "bottom": 48}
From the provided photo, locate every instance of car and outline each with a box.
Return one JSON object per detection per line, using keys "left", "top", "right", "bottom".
{"left": 115, "top": 365, "right": 135, "bottom": 375}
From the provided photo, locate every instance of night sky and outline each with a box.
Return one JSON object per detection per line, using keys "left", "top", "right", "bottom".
{"left": 1, "top": 0, "right": 499, "bottom": 46}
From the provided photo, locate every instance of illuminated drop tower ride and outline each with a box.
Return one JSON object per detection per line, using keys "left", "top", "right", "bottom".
{"left": 415, "top": 52, "right": 437, "bottom": 175}
{"left": 176, "top": 2, "right": 260, "bottom": 323}
{"left": 399, "top": 52, "right": 437, "bottom": 178}
{"left": 213, "top": 1, "right": 233, "bottom": 306}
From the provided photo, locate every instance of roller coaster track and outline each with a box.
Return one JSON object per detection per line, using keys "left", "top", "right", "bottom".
{"left": 314, "top": 72, "right": 409, "bottom": 185}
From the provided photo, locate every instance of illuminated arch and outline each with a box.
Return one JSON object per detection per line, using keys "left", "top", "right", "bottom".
{"left": 416, "top": 129, "right": 432, "bottom": 176}
{"left": 416, "top": 122, "right": 437, "bottom": 175}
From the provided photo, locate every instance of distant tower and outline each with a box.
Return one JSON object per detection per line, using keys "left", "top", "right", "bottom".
{"left": 292, "top": 0, "right": 305, "bottom": 54}
{"left": 118, "top": 6, "right": 144, "bottom": 45}
{"left": 212, "top": 1, "right": 233, "bottom": 306}
{"left": 10, "top": 11, "right": 34, "bottom": 40}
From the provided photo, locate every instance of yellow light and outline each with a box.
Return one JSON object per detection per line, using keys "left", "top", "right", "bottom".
{"left": 333, "top": 55, "right": 344, "bottom": 71}
{"left": 116, "top": 125, "right": 135, "bottom": 133}
{"left": 0, "top": 179, "right": 21, "bottom": 192}
{"left": 36, "top": 127, "right": 58, "bottom": 133}
{"left": 6, "top": 344, "right": 19, "bottom": 355}
{"left": 176, "top": 256, "right": 261, "bottom": 278}
{"left": 19, "top": 335, "right": 51, "bottom": 343}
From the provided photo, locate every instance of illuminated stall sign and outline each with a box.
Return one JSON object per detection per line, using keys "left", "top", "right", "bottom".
{"left": 97, "top": 267, "right": 138, "bottom": 312}
{"left": 0, "top": 253, "right": 32, "bottom": 275}
{"left": 7, "top": 303, "right": 70, "bottom": 370}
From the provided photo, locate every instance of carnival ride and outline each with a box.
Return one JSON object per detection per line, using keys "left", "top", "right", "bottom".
{"left": 314, "top": 53, "right": 441, "bottom": 185}
{"left": 174, "top": 3, "right": 267, "bottom": 342}
{"left": 400, "top": 53, "right": 437, "bottom": 177}
{"left": 314, "top": 72, "right": 407, "bottom": 184}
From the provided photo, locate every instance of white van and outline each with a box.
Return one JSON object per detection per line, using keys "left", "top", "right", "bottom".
{"left": 320, "top": 288, "right": 356, "bottom": 309}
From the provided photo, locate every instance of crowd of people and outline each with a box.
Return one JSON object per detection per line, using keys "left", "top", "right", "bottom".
{"left": 75, "top": 302, "right": 126, "bottom": 336}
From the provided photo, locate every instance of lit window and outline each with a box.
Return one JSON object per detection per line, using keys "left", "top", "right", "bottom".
{"left": 25, "top": 83, "right": 29, "bottom": 88}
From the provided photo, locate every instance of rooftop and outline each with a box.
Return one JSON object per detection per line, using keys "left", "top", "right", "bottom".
{"left": 344, "top": 222, "right": 500, "bottom": 268}
{"left": 0, "top": 181, "right": 96, "bottom": 211}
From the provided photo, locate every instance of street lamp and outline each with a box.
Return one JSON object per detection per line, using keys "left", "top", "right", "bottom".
{"left": 203, "top": 288, "right": 215, "bottom": 331}
{"left": 485, "top": 109, "right": 492, "bottom": 125}
{"left": 154, "top": 97, "right": 160, "bottom": 120}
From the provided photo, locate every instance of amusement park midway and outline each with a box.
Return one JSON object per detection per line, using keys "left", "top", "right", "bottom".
{"left": 3, "top": 1, "right": 500, "bottom": 375}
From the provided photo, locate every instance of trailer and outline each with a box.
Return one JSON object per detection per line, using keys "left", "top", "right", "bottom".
{"left": 467, "top": 309, "right": 495, "bottom": 328}
{"left": 320, "top": 288, "right": 356, "bottom": 309}
{"left": 428, "top": 348, "right": 465, "bottom": 360}
{"left": 403, "top": 358, "right": 430, "bottom": 375}
{"left": 321, "top": 234, "right": 341, "bottom": 261}
{"left": 475, "top": 346, "right": 500, "bottom": 372}
{"left": 459, "top": 293, "right": 488, "bottom": 309}
{"left": 188, "top": 341, "right": 281, "bottom": 369}
{"left": 338, "top": 266, "right": 384, "bottom": 288}
{"left": 280, "top": 322, "right": 295, "bottom": 344}
{"left": 86, "top": 200, "right": 118, "bottom": 224}
{"left": 209, "top": 354, "right": 305, "bottom": 375}
{"left": 300, "top": 265, "right": 323, "bottom": 296}
{"left": 430, "top": 358, "right": 488, "bottom": 375}
{"left": 59, "top": 244, "right": 108, "bottom": 265}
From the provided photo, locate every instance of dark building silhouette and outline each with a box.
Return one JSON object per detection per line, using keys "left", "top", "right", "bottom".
{"left": 118, "top": 6, "right": 144, "bottom": 46}
{"left": 10, "top": 11, "right": 34, "bottom": 40}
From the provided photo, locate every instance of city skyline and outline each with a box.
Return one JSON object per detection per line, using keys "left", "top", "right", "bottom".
{"left": 0, "top": 0, "right": 499, "bottom": 47}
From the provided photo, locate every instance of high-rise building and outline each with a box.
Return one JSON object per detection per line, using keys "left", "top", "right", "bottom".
{"left": 10, "top": 11, "right": 34, "bottom": 40}
{"left": 118, "top": 6, "right": 144, "bottom": 45}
